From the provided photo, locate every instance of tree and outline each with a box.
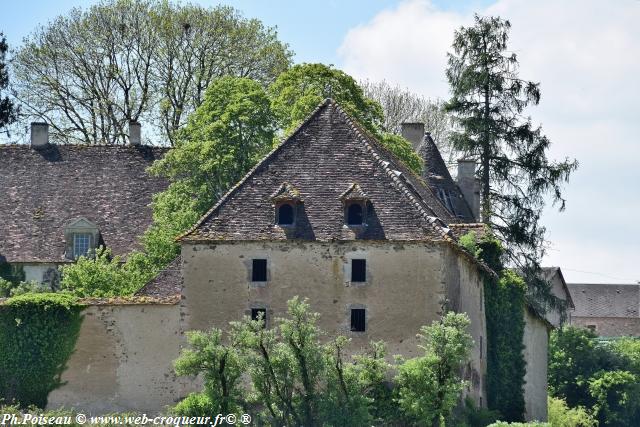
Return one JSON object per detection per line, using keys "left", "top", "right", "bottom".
{"left": 12, "top": 0, "right": 291, "bottom": 145}
{"left": 0, "top": 33, "right": 18, "bottom": 134}
{"left": 361, "top": 79, "right": 459, "bottom": 166}
{"left": 173, "top": 328, "right": 245, "bottom": 416}
{"left": 144, "top": 76, "right": 277, "bottom": 268}
{"left": 548, "top": 327, "right": 622, "bottom": 408}
{"left": 268, "top": 63, "right": 423, "bottom": 174}
{"left": 444, "top": 15, "right": 578, "bottom": 269}
{"left": 588, "top": 370, "right": 640, "bottom": 427}
{"left": 547, "top": 396, "right": 597, "bottom": 427}
{"left": 395, "top": 312, "right": 473, "bottom": 427}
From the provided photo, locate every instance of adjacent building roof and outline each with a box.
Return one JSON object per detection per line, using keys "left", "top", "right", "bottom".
{"left": 180, "top": 99, "right": 464, "bottom": 243}
{"left": 568, "top": 283, "right": 640, "bottom": 318}
{"left": 136, "top": 256, "right": 182, "bottom": 298}
{"left": 417, "top": 134, "right": 475, "bottom": 222}
{"left": 0, "top": 144, "right": 168, "bottom": 263}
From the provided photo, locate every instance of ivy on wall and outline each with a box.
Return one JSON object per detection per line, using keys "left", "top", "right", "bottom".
{"left": 460, "top": 231, "right": 527, "bottom": 422}
{"left": 0, "top": 293, "right": 83, "bottom": 408}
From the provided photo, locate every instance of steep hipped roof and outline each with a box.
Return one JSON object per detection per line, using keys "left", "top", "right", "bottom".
{"left": 568, "top": 283, "right": 639, "bottom": 318}
{"left": 181, "top": 99, "right": 464, "bottom": 243}
{"left": 418, "top": 134, "right": 475, "bottom": 221}
{"left": 0, "top": 144, "right": 168, "bottom": 263}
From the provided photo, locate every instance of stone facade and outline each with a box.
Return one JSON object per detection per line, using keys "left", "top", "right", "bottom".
{"left": 523, "top": 308, "right": 550, "bottom": 422}
{"left": 47, "top": 301, "right": 189, "bottom": 414}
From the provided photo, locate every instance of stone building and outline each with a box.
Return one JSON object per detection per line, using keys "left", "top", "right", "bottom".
{"left": 568, "top": 282, "right": 640, "bottom": 337}
{"left": 0, "top": 122, "right": 167, "bottom": 288}
{"left": 2, "top": 100, "right": 572, "bottom": 419}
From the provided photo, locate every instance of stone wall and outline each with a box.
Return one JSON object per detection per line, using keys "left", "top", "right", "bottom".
{"left": 180, "top": 240, "right": 487, "bottom": 404}
{"left": 47, "top": 302, "right": 190, "bottom": 414}
{"left": 522, "top": 308, "right": 550, "bottom": 422}
{"left": 571, "top": 316, "right": 640, "bottom": 337}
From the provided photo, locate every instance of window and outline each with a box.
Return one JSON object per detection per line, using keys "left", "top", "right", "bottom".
{"left": 346, "top": 203, "right": 364, "bottom": 225}
{"left": 277, "top": 203, "right": 294, "bottom": 225}
{"left": 72, "top": 233, "right": 91, "bottom": 258}
{"left": 252, "top": 259, "right": 267, "bottom": 282}
{"left": 351, "top": 308, "right": 366, "bottom": 332}
{"left": 251, "top": 308, "right": 267, "bottom": 328}
{"left": 351, "top": 259, "right": 366, "bottom": 282}
{"left": 587, "top": 324, "right": 597, "bottom": 332}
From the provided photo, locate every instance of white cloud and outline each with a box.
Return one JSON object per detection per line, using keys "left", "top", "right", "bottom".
{"left": 338, "top": 0, "right": 640, "bottom": 283}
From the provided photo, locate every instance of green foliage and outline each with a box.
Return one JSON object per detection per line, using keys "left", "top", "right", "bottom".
{"left": 611, "top": 337, "right": 640, "bottom": 375}
{"left": 144, "top": 76, "right": 277, "bottom": 269}
{"left": 268, "top": 63, "right": 423, "bottom": 174}
{"left": 0, "top": 261, "right": 25, "bottom": 285}
{"left": 0, "top": 33, "right": 18, "bottom": 132}
{"left": 174, "top": 329, "right": 245, "bottom": 415}
{"left": 1, "top": 280, "right": 50, "bottom": 297}
{"left": 487, "top": 423, "right": 550, "bottom": 427}
{"left": 269, "top": 63, "right": 383, "bottom": 135}
{"left": 0, "top": 293, "right": 83, "bottom": 408}
{"left": 451, "top": 397, "right": 501, "bottom": 427}
{"left": 445, "top": 15, "right": 577, "bottom": 270}
{"left": 174, "top": 297, "right": 474, "bottom": 426}
{"left": 460, "top": 230, "right": 525, "bottom": 422}
{"left": 485, "top": 270, "right": 526, "bottom": 422}
{"left": 547, "top": 396, "right": 597, "bottom": 427}
{"left": 588, "top": 370, "right": 640, "bottom": 427}
{"left": 59, "top": 247, "right": 143, "bottom": 297}
{"left": 548, "top": 326, "right": 621, "bottom": 408}
{"left": 395, "top": 312, "right": 473, "bottom": 427}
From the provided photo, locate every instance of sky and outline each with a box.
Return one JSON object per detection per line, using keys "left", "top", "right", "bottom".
{"left": 2, "top": 0, "right": 639, "bottom": 284}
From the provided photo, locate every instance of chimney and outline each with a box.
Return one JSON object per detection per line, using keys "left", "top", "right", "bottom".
{"left": 30, "top": 122, "right": 49, "bottom": 148}
{"left": 128, "top": 121, "right": 141, "bottom": 146}
{"left": 457, "top": 159, "right": 481, "bottom": 221}
{"left": 401, "top": 122, "right": 425, "bottom": 150}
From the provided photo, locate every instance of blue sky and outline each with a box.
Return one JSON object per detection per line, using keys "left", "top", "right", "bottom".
{"left": 2, "top": 0, "right": 639, "bottom": 284}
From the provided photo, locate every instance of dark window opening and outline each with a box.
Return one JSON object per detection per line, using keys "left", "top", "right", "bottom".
{"left": 347, "top": 203, "right": 363, "bottom": 225}
{"left": 351, "top": 308, "right": 366, "bottom": 332}
{"left": 251, "top": 308, "right": 267, "bottom": 327}
{"left": 277, "top": 203, "right": 294, "bottom": 225}
{"left": 587, "top": 324, "right": 597, "bottom": 332}
{"left": 351, "top": 259, "right": 366, "bottom": 282}
{"left": 252, "top": 259, "right": 267, "bottom": 282}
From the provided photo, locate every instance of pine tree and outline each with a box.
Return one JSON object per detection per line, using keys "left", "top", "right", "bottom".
{"left": 445, "top": 15, "right": 578, "bottom": 269}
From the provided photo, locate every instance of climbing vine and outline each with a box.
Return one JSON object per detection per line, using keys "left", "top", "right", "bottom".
{"left": 460, "top": 231, "right": 526, "bottom": 421}
{"left": 0, "top": 293, "right": 83, "bottom": 408}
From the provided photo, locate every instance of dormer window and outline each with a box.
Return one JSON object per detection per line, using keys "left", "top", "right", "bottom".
{"left": 271, "top": 182, "right": 302, "bottom": 227}
{"left": 64, "top": 218, "right": 100, "bottom": 260}
{"left": 339, "top": 183, "right": 368, "bottom": 227}
{"left": 277, "top": 203, "right": 295, "bottom": 225}
{"left": 347, "top": 203, "right": 363, "bottom": 225}
{"left": 73, "top": 233, "right": 92, "bottom": 259}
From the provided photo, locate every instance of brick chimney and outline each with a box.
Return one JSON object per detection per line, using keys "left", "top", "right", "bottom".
{"left": 30, "top": 122, "right": 49, "bottom": 148}
{"left": 457, "top": 160, "right": 481, "bottom": 221}
{"left": 129, "top": 121, "right": 141, "bottom": 146}
{"left": 401, "top": 122, "right": 425, "bottom": 150}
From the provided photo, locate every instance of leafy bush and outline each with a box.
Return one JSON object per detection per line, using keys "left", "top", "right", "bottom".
{"left": 60, "top": 247, "right": 144, "bottom": 297}
{"left": 548, "top": 396, "right": 596, "bottom": 427}
{"left": 588, "top": 370, "right": 640, "bottom": 427}
{"left": 487, "top": 423, "right": 550, "bottom": 427}
{"left": 0, "top": 293, "right": 83, "bottom": 408}
{"left": 172, "top": 392, "right": 217, "bottom": 417}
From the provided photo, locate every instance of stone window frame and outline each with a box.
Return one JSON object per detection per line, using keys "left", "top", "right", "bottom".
{"left": 344, "top": 253, "right": 370, "bottom": 287}
{"left": 249, "top": 257, "right": 270, "bottom": 287}
{"left": 348, "top": 303, "right": 368, "bottom": 334}
{"left": 270, "top": 182, "right": 303, "bottom": 229}
{"left": 339, "top": 183, "right": 369, "bottom": 229}
{"left": 64, "top": 218, "right": 100, "bottom": 260}
{"left": 275, "top": 201, "right": 297, "bottom": 227}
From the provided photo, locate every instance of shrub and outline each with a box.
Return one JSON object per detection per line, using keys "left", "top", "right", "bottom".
{"left": 548, "top": 396, "right": 596, "bottom": 427}
{"left": 0, "top": 293, "right": 83, "bottom": 408}
{"left": 172, "top": 392, "right": 217, "bottom": 417}
{"left": 487, "top": 423, "right": 550, "bottom": 427}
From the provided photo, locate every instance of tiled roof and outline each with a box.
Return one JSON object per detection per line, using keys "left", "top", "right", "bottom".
{"left": 568, "top": 283, "right": 640, "bottom": 318}
{"left": 0, "top": 144, "right": 168, "bottom": 263}
{"left": 417, "top": 134, "right": 475, "bottom": 222}
{"left": 181, "top": 99, "right": 463, "bottom": 243}
{"left": 136, "top": 256, "right": 182, "bottom": 298}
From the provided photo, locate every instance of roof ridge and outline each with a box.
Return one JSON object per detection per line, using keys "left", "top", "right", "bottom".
{"left": 329, "top": 101, "right": 453, "bottom": 240}
{"left": 177, "top": 98, "right": 332, "bottom": 241}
